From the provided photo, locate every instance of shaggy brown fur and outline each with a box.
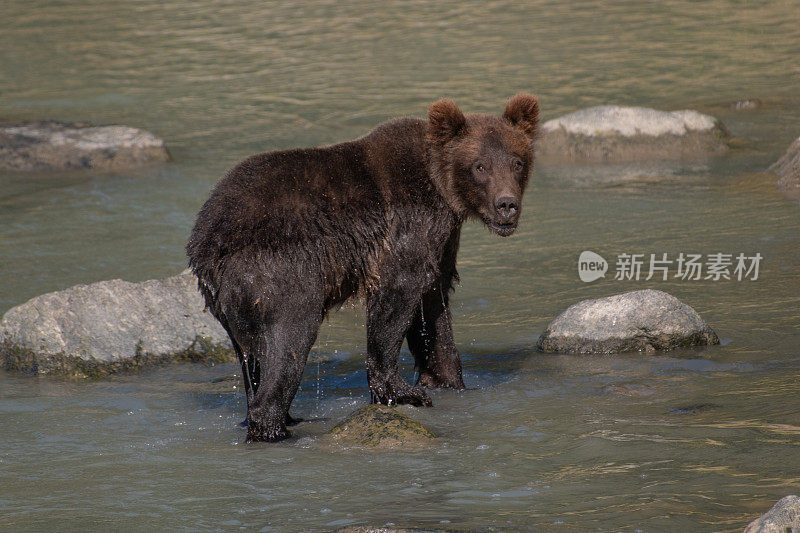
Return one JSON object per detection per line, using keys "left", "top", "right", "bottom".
{"left": 186, "top": 94, "right": 539, "bottom": 442}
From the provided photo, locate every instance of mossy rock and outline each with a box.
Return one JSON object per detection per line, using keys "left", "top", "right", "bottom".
{"left": 329, "top": 404, "right": 436, "bottom": 449}
{"left": 1, "top": 335, "right": 235, "bottom": 379}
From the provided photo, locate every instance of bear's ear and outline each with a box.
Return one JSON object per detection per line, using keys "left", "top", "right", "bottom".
{"left": 503, "top": 93, "right": 539, "bottom": 140}
{"left": 428, "top": 99, "right": 467, "bottom": 145}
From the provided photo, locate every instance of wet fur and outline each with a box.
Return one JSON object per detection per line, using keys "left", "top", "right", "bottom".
{"left": 186, "top": 94, "right": 539, "bottom": 442}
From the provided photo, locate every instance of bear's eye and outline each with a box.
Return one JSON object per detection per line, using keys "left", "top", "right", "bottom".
{"left": 475, "top": 164, "right": 486, "bottom": 173}
{"left": 513, "top": 159, "right": 523, "bottom": 171}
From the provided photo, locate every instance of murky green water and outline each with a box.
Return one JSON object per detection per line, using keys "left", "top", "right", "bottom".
{"left": 1, "top": 1, "right": 799, "bottom": 531}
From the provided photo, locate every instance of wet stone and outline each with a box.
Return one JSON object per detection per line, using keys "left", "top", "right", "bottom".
{"left": 744, "top": 495, "right": 800, "bottom": 533}
{"left": 0, "top": 120, "right": 170, "bottom": 171}
{"left": 668, "top": 403, "right": 721, "bottom": 415}
{"left": 0, "top": 270, "right": 233, "bottom": 378}
{"left": 176, "top": 374, "right": 240, "bottom": 395}
{"left": 329, "top": 404, "right": 436, "bottom": 449}
{"left": 336, "top": 526, "right": 444, "bottom": 533}
{"left": 729, "top": 98, "right": 762, "bottom": 111}
{"left": 537, "top": 289, "right": 720, "bottom": 354}
{"left": 603, "top": 383, "right": 656, "bottom": 397}
{"left": 770, "top": 136, "right": 800, "bottom": 197}
{"left": 536, "top": 106, "right": 731, "bottom": 163}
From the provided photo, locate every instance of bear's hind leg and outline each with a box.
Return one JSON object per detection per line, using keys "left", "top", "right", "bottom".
{"left": 216, "top": 318, "right": 260, "bottom": 426}
{"left": 246, "top": 311, "right": 323, "bottom": 443}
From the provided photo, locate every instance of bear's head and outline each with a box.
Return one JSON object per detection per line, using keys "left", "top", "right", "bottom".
{"left": 427, "top": 93, "right": 539, "bottom": 237}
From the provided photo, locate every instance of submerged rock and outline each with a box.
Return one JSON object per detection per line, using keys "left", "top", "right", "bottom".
{"left": 0, "top": 271, "right": 233, "bottom": 378}
{"left": 329, "top": 404, "right": 436, "bottom": 449}
{"left": 728, "top": 98, "right": 762, "bottom": 111}
{"left": 0, "top": 120, "right": 170, "bottom": 171}
{"left": 668, "top": 403, "right": 720, "bottom": 415}
{"left": 536, "top": 106, "right": 731, "bottom": 163}
{"left": 770, "top": 136, "right": 800, "bottom": 196}
{"left": 176, "top": 374, "right": 240, "bottom": 395}
{"left": 603, "top": 383, "right": 656, "bottom": 397}
{"left": 336, "top": 526, "right": 445, "bottom": 533}
{"left": 537, "top": 289, "right": 719, "bottom": 354}
{"left": 744, "top": 495, "right": 800, "bottom": 533}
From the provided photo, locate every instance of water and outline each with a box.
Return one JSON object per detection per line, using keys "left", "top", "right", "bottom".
{"left": 1, "top": 0, "right": 799, "bottom": 530}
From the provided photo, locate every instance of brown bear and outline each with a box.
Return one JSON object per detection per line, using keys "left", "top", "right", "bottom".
{"left": 186, "top": 94, "right": 539, "bottom": 442}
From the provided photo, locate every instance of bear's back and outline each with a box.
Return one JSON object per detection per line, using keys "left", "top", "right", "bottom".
{"left": 186, "top": 116, "right": 439, "bottom": 302}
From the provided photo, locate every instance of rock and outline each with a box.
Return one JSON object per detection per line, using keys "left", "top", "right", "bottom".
{"left": 336, "top": 526, "right": 444, "bottom": 533}
{"left": 668, "top": 403, "right": 720, "bottom": 415}
{"left": 0, "top": 120, "right": 170, "bottom": 171}
{"left": 329, "top": 404, "right": 436, "bottom": 449}
{"left": 176, "top": 374, "right": 240, "bottom": 395}
{"left": 0, "top": 271, "right": 233, "bottom": 378}
{"left": 729, "top": 98, "right": 762, "bottom": 111}
{"left": 770, "top": 136, "right": 800, "bottom": 195}
{"left": 744, "top": 495, "right": 800, "bottom": 533}
{"left": 536, "top": 106, "right": 731, "bottom": 163}
{"left": 603, "top": 383, "right": 655, "bottom": 397}
{"left": 537, "top": 289, "right": 719, "bottom": 354}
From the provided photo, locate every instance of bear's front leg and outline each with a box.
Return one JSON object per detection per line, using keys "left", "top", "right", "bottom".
{"left": 366, "top": 288, "right": 432, "bottom": 407}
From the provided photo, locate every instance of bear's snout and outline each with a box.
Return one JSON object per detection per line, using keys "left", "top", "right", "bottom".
{"left": 494, "top": 196, "right": 519, "bottom": 223}
{"left": 487, "top": 195, "right": 520, "bottom": 236}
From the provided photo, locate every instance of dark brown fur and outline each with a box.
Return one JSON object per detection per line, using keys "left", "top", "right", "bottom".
{"left": 186, "top": 94, "right": 539, "bottom": 442}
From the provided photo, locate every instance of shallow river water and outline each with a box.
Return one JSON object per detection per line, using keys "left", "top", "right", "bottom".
{"left": 1, "top": 1, "right": 799, "bottom": 531}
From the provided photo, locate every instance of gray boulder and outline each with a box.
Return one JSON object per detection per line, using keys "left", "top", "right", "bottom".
{"left": 329, "top": 404, "right": 436, "bottom": 449}
{"left": 744, "top": 495, "right": 800, "bottom": 533}
{"left": 728, "top": 98, "right": 762, "bottom": 111}
{"left": 770, "top": 136, "right": 800, "bottom": 196}
{"left": 0, "top": 271, "right": 233, "bottom": 378}
{"left": 536, "top": 106, "right": 731, "bottom": 163}
{"left": 0, "top": 120, "right": 170, "bottom": 171}
{"left": 336, "top": 526, "right": 445, "bottom": 533}
{"left": 537, "top": 289, "right": 719, "bottom": 354}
